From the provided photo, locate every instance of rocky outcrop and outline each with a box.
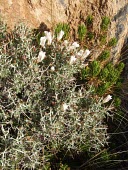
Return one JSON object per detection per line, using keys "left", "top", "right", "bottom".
{"left": 121, "top": 39, "right": 128, "bottom": 112}
{"left": 111, "top": 2, "right": 128, "bottom": 63}
{"left": 65, "top": 0, "right": 128, "bottom": 61}
{"left": 0, "top": 0, "right": 127, "bottom": 59}
{"left": 0, "top": 0, "right": 67, "bottom": 28}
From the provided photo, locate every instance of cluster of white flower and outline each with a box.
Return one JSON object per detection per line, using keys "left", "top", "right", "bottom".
{"left": 69, "top": 49, "right": 90, "bottom": 65}
{"left": 39, "top": 30, "right": 64, "bottom": 48}
{"left": 37, "top": 30, "right": 92, "bottom": 109}
{"left": 37, "top": 30, "right": 65, "bottom": 62}
{"left": 37, "top": 30, "right": 112, "bottom": 109}
{"left": 38, "top": 30, "right": 91, "bottom": 66}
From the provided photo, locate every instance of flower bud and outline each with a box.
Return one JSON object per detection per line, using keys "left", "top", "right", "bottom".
{"left": 37, "top": 51, "right": 46, "bottom": 62}
{"left": 57, "top": 30, "right": 64, "bottom": 41}
{"left": 103, "top": 95, "right": 112, "bottom": 103}
{"left": 51, "top": 66, "right": 55, "bottom": 71}
{"left": 44, "top": 31, "right": 53, "bottom": 45}
{"left": 40, "top": 36, "right": 47, "bottom": 47}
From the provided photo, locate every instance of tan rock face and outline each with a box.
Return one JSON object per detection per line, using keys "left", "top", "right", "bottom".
{"left": 66, "top": 0, "right": 127, "bottom": 57}
{"left": 0, "top": 0, "right": 67, "bottom": 29}
{"left": 0, "top": 0, "right": 127, "bottom": 59}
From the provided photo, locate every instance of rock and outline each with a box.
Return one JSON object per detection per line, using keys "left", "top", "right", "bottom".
{"left": 0, "top": 0, "right": 68, "bottom": 29}
{"left": 0, "top": 0, "right": 127, "bottom": 59}
{"left": 121, "top": 40, "right": 128, "bottom": 112}
{"left": 111, "top": 2, "right": 128, "bottom": 63}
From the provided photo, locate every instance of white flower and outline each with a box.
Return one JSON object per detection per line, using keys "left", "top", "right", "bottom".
{"left": 69, "top": 55, "right": 77, "bottom": 65}
{"left": 78, "top": 89, "right": 83, "bottom": 97}
{"left": 44, "top": 31, "right": 52, "bottom": 45}
{"left": 63, "top": 40, "right": 69, "bottom": 46}
{"left": 51, "top": 66, "right": 55, "bottom": 71}
{"left": 40, "top": 36, "right": 47, "bottom": 47}
{"left": 72, "top": 42, "right": 79, "bottom": 48}
{"left": 77, "top": 49, "right": 90, "bottom": 61}
{"left": 103, "top": 95, "right": 112, "bottom": 103}
{"left": 77, "top": 50, "right": 84, "bottom": 56}
{"left": 37, "top": 51, "right": 46, "bottom": 62}
{"left": 57, "top": 30, "right": 64, "bottom": 41}
{"left": 69, "top": 42, "right": 79, "bottom": 50}
{"left": 61, "top": 103, "right": 68, "bottom": 112}
{"left": 82, "top": 49, "right": 90, "bottom": 59}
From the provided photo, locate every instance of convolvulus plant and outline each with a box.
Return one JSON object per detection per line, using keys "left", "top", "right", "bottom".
{"left": 0, "top": 22, "right": 112, "bottom": 169}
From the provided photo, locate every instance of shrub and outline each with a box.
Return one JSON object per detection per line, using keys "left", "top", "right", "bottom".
{"left": 86, "top": 32, "right": 94, "bottom": 41}
{"left": 81, "top": 66, "right": 91, "bottom": 79}
{"left": 98, "top": 50, "right": 110, "bottom": 61}
{"left": 114, "top": 97, "right": 121, "bottom": 107}
{"left": 90, "top": 60, "right": 101, "bottom": 77}
{"left": 86, "top": 15, "right": 93, "bottom": 26}
{"left": 99, "top": 35, "right": 107, "bottom": 45}
{"left": 54, "top": 23, "right": 70, "bottom": 39}
{"left": 99, "top": 67, "right": 109, "bottom": 80}
{"left": 97, "top": 82, "right": 111, "bottom": 95}
{"left": 0, "top": 21, "right": 8, "bottom": 42}
{"left": 101, "top": 16, "right": 110, "bottom": 31}
{"left": 0, "top": 22, "right": 112, "bottom": 169}
{"left": 80, "top": 60, "right": 101, "bottom": 79}
{"left": 106, "top": 63, "right": 120, "bottom": 83}
{"left": 117, "top": 62, "right": 125, "bottom": 72}
{"left": 108, "top": 37, "right": 118, "bottom": 47}
{"left": 78, "top": 24, "right": 87, "bottom": 41}
{"left": 99, "top": 62, "right": 124, "bottom": 94}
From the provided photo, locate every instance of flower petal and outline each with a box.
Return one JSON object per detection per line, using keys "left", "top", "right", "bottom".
{"left": 44, "top": 31, "right": 53, "bottom": 45}
{"left": 69, "top": 55, "right": 77, "bottom": 65}
{"left": 37, "top": 51, "right": 46, "bottom": 62}
{"left": 103, "top": 95, "right": 112, "bottom": 103}
{"left": 57, "top": 30, "right": 65, "bottom": 41}
{"left": 40, "top": 37, "right": 47, "bottom": 47}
